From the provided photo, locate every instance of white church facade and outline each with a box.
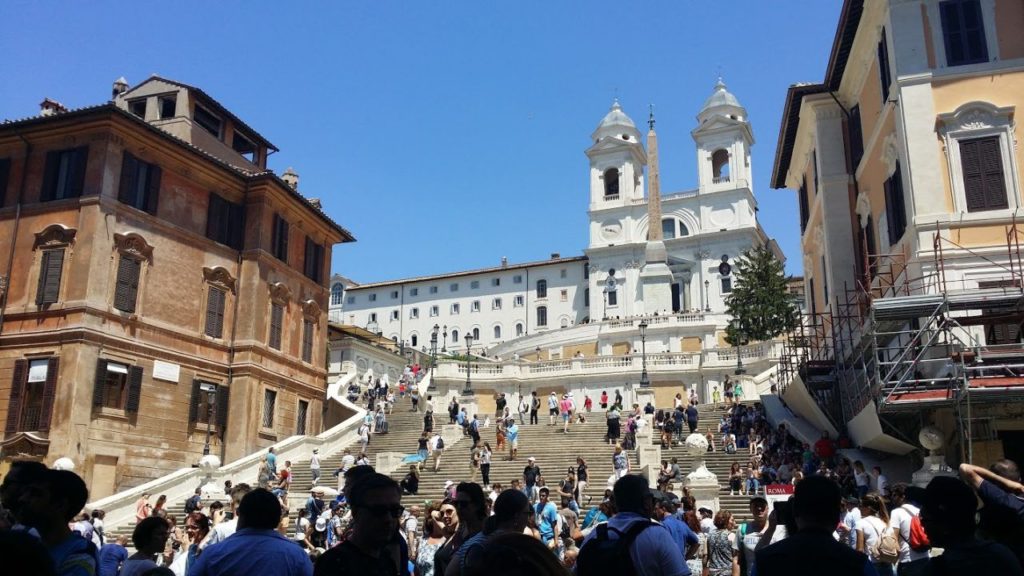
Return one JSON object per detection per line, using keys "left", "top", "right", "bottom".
{"left": 338, "top": 81, "right": 783, "bottom": 402}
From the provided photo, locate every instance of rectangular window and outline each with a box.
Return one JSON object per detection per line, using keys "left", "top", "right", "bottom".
{"left": 41, "top": 146, "right": 88, "bottom": 201}
{"left": 194, "top": 105, "right": 222, "bottom": 139}
{"left": 271, "top": 214, "right": 289, "bottom": 262}
{"left": 269, "top": 303, "right": 284, "bottom": 350}
{"left": 430, "top": 285, "right": 438, "bottom": 294}
{"left": 884, "top": 162, "right": 908, "bottom": 243}
{"left": 158, "top": 96, "right": 176, "bottom": 119}
{"left": 206, "top": 193, "right": 245, "bottom": 250}
{"left": 205, "top": 287, "right": 226, "bottom": 338}
{"left": 560, "top": 289, "right": 568, "bottom": 302}
{"left": 232, "top": 132, "right": 256, "bottom": 163}
{"left": 261, "top": 389, "right": 277, "bottom": 429}
{"left": 369, "top": 312, "right": 378, "bottom": 323}
{"left": 584, "top": 266, "right": 589, "bottom": 279}
{"left": 117, "top": 152, "right": 162, "bottom": 215}
{"left": 798, "top": 178, "right": 810, "bottom": 234}
{"left": 128, "top": 99, "right": 146, "bottom": 118}
{"left": 8, "top": 358, "right": 59, "bottom": 433}
{"left": 35, "top": 248, "right": 65, "bottom": 306}
{"left": 961, "top": 136, "right": 1007, "bottom": 212}
{"left": 390, "top": 310, "right": 399, "bottom": 321}
{"left": 537, "top": 306, "right": 548, "bottom": 327}
{"left": 513, "top": 275, "right": 522, "bottom": 284}
{"left": 514, "top": 295, "right": 524, "bottom": 307}
{"left": 848, "top": 105, "right": 864, "bottom": 172}
{"left": 430, "top": 305, "right": 439, "bottom": 317}
{"left": 878, "top": 28, "right": 892, "bottom": 104}
{"left": 346, "top": 296, "right": 355, "bottom": 304}
{"left": 941, "top": 0, "right": 988, "bottom": 66}
{"left": 721, "top": 277, "right": 733, "bottom": 294}
{"left": 450, "top": 283, "right": 459, "bottom": 292}
{"left": 608, "top": 290, "right": 618, "bottom": 306}
{"left": 492, "top": 278, "right": 500, "bottom": 287}
{"left": 584, "top": 288, "right": 590, "bottom": 307}
{"left": 0, "top": 157, "right": 10, "bottom": 206}
{"left": 370, "top": 293, "right": 377, "bottom": 302}
{"left": 471, "top": 301, "right": 480, "bottom": 312}
{"left": 303, "top": 237, "right": 324, "bottom": 283}
{"left": 811, "top": 150, "right": 819, "bottom": 194}
{"left": 470, "top": 280, "right": 480, "bottom": 289}
{"left": 96, "top": 361, "right": 128, "bottom": 410}
{"left": 302, "top": 319, "right": 314, "bottom": 363}
{"left": 296, "top": 400, "right": 309, "bottom": 435}
{"left": 560, "top": 269, "right": 567, "bottom": 278}
{"left": 410, "top": 308, "right": 419, "bottom": 319}
{"left": 113, "top": 256, "right": 142, "bottom": 313}
{"left": 391, "top": 290, "right": 399, "bottom": 299}
{"left": 410, "top": 288, "right": 419, "bottom": 296}
{"left": 188, "top": 381, "right": 229, "bottom": 427}
{"left": 492, "top": 298, "right": 502, "bottom": 310}
{"left": 451, "top": 303, "right": 460, "bottom": 314}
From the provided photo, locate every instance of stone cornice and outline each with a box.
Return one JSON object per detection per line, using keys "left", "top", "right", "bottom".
{"left": 203, "top": 266, "right": 236, "bottom": 293}
{"left": 268, "top": 282, "right": 292, "bottom": 305}
{"left": 33, "top": 224, "right": 77, "bottom": 249}
{"left": 113, "top": 232, "right": 154, "bottom": 262}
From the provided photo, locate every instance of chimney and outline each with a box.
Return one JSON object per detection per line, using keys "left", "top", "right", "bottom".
{"left": 112, "top": 77, "right": 129, "bottom": 99}
{"left": 39, "top": 98, "right": 68, "bottom": 117}
{"left": 282, "top": 167, "right": 299, "bottom": 190}
{"left": 550, "top": 252, "right": 560, "bottom": 260}
{"left": 501, "top": 257, "right": 508, "bottom": 268}
{"left": 308, "top": 198, "right": 322, "bottom": 210}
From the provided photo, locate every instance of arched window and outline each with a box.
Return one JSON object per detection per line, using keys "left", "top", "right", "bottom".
{"left": 494, "top": 325, "right": 501, "bottom": 339}
{"left": 537, "top": 306, "right": 548, "bottom": 327}
{"left": 472, "top": 327, "right": 480, "bottom": 340}
{"left": 330, "top": 283, "right": 344, "bottom": 306}
{"left": 536, "top": 279, "right": 548, "bottom": 299}
{"left": 678, "top": 222, "right": 690, "bottom": 237}
{"left": 516, "top": 323, "right": 524, "bottom": 337}
{"left": 451, "top": 329, "right": 459, "bottom": 343}
{"left": 662, "top": 218, "right": 676, "bottom": 239}
{"left": 712, "top": 149, "right": 730, "bottom": 181}
{"left": 603, "top": 168, "right": 620, "bottom": 197}
{"left": 410, "top": 334, "right": 418, "bottom": 347}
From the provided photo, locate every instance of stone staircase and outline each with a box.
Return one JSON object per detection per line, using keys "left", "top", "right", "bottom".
{"left": 106, "top": 397, "right": 763, "bottom": 538}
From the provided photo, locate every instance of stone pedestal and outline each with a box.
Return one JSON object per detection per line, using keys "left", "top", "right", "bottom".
{"left": 635, "top": 387, "right": 656, "bottom": 446}
{"left": 198, "top": 455, "right": 225, "bottom": 501}
{"left": 912, "top": 426, "right": 956, "bottom": 487}
{"left": 640, "top": 243, "right": 674, "bottom": 315}
{"left": 440, "top": 424, "right": 463, "bottom": 448}
{"left": 375, "top": 452, "right": 406, "bottom": 475}
{"left": 683, "top": 433, "right": 721, "bottom": 513}
{"left": 637, "top": 444, "right": 662, "bottom": 487}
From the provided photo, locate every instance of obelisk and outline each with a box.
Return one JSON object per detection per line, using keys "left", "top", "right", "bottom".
{"left": 640, "top": 106, "right": 674, "bottom": 314}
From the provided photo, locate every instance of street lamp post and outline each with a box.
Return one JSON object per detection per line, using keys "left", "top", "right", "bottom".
{"left": 199, "top": 382, "right": 217, "bottom": 456}
{"left": 638, "top": 320, "right": 650, "bottom": 388}
{"left": 442, "top": 324, "right": 448, "bottom": 353}
{"left": 429, "top": 324, "right": 439, "bottom": 391}
{"left": 463, "top": 334, "right": 474, "bottom": 396}
{"left": 732, "top": 318, "right": 746, "bottom": 375}
{"left": 703, "top": 280, "right": 711, "bottom": 312}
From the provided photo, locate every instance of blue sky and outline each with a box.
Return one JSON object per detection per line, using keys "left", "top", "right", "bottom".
{"left": 0, "top": 1, "right": 841, "bottom": 282}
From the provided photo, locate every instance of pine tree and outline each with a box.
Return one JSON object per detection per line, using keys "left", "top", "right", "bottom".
{"left": 724, "top": 246, "right": 800, "bottom": 345}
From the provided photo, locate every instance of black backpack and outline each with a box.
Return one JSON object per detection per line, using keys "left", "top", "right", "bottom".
{"left": 576, "top": 520, "right": 654, "bottom": 576}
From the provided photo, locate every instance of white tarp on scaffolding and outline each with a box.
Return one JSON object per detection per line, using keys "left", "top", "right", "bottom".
{"left": 848, "top": 403, "right": 917, "bottom": 455}
{"left": 780, "top": 374, "right": 839, "bottom": 437}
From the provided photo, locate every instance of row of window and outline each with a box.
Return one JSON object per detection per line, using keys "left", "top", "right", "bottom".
{"left": 347, "top": 277, "right": 574, "bottom": 305}
{"left": 5, "top": 354, "right": 310, "bottom": 437}
{"left": 268, "top": 302, "right": 317, "bottom": 364}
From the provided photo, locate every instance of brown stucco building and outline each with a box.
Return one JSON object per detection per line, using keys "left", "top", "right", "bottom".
{"left": 0, "top": 76, "right": 354, "bottom": 497}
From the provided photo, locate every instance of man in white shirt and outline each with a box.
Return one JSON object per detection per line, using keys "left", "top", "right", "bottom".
{"left": 336, "top": 449, "right": 356, "bottom": 491}
{"left": 872, "top": 466, "right": 889, "bottom": 498}
{"left": 888, "top": 484, "right": 930, "bottom": 574}
{"left": 428, "top": 433, "right": 444, "bottom": 472}
{"left": 206, "top": 483, "right": 252, "bottom": 545}
{"left": 309, "top": 449, "right": 321, "bottom": 488}
{"left": 838, "top": 496, "right": 861, "bottom": 549}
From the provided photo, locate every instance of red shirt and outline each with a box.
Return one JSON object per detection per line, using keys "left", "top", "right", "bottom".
{"left": 814, "top": 438, "right": 836, "bottom": 459}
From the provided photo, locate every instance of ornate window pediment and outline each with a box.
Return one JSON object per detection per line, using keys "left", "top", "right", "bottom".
{"left": 855, "top": 190, "right": 872, "bottom": 229}
{"left": 268, "top": 282, "right": 291, "bottom": 305}
{"left": 203, "top": 266, "right": 236, "bottom": 293}
{"left": 937, "top": 102, "right": 1014, "bottom": 134}
{"left": 113, "top": 232, "right": 154, "bottom": 262}
{"left": 302, "top": 299, "right": 321, "bottom": 323}
{"left": 34, "top": 224, "right": 77, "bottom": 250}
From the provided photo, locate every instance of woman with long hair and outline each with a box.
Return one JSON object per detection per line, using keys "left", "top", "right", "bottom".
{"left": 152, "top": 495, "right": 167, "bottom": 516}
{"left": 256, "top": 456, "right": 271, "bottom": 490}
{"left": 856, "top": 492, "right": 893, "bottom": 576}
{"left": 574, "top": 456, "right": 588, "bottom": 504}
{"left": 414, "top": 502, "right": 449, "bottom": 576}
{"left": 169, "top": 512, "right": 210, "bottom": 576}
{"left": 683, "top": 510, "right": 706, "bottom": 576}
{"left": 729, "top": 462, "right": 743, "bottom": 496}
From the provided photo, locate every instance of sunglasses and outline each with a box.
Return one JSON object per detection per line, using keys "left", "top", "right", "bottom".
{"left": 358, "top": 504, "right": 405, "bottom": 518}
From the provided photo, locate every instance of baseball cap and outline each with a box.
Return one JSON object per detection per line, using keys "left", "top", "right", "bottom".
{"left": 528, "top": 456, "right": 536, "bottom": 461}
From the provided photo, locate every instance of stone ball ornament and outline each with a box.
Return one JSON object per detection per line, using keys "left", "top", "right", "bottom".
{"left": 918, "top": 426, "right": 944, "bottom": 454}
{"left": 198, "top": 454, "right": 222, "bottom": 474}
{"left": 53, "top": 457, "right": 76, "bottom": 471}
{"left": 684, "top": 433, "right": 709, "bottom": 457}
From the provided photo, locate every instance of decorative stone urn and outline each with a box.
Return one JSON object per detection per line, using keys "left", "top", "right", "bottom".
{"left": 684, "top": 432, "right": 721, "bottom": 512}
{"left": 53, "top": 457, "right": 76, "bottom": 471}
{"left": 198, "top": 454, "right": 225, "bottom": 500}
{"left": 912, "top": 425, "right": 955, "bottom": 487}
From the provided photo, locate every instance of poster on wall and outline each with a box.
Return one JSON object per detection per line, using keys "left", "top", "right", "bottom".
{"left": 153, "top": 360, "right": 181, "bottom": 383}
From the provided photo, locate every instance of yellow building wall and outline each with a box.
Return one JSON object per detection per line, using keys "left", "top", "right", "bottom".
{"left": 681, "top": 337, "right": 702, "bottom": 352}
{"left": 564, "top": 343, "right": 598, "bottom": 358}
{"left": 996, "top": 0, "right": 1024, "bottom": 60}
{"left": 858, "top": 59, "right": 884, "bottom": 140}
{"left": 611, "top": 342, "right": 632, "bottom": 355}
{"left": 653, "top": 381, "right": 685, "bottom": 408}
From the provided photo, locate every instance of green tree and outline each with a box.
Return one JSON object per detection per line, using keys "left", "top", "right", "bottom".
{"left": 724, "top": 246, "right": 800, "bottom": 345}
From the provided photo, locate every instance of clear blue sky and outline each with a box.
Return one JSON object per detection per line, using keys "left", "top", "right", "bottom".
{"left": 1, "top": 1, "right": 842, "bottom": 282}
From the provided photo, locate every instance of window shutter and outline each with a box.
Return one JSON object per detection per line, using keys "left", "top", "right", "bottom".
{"left": 41, "top": 150, "right": 60, "bottom": 202}
{"left": 205, "top": 287, "right": 226, "bottom": 338}
{"left": 979, "top": 137, "right": 1007, "bottom": 210}
{"left": 228, "top": 201, "right": 245, "bottom": 250}
{"left": 118, "top": 152, "right": 138, "bottom": 205}
{"left": 125, "top": 365, "right": 143, "bottom": 412}
{"left": 114, "top": 257, "right": 141, "bottom": 313}
{"left": 848, "top": 105, "right": 864, "bottom": 171}
{"left": 36, "top": 249, "right": 64, "bottom": 306}
{"left": 69, "top": 146, "right": 89, "bottom": 198}
{"left": 277, "top": 217, "right": 289, "bottom": 261}
{"left": 216, "top": 385, "right": 230, "bottom": 429}
{"left": 961, "top": 139, "right": 986, "bottom": 211}
{"left": 302, "top": 320, "right": 314, "bottom": 363}
{"left": 5, "top": 359, "right": 27, "bottom": 435}
{"left": 38, "top": 357, "right": 59, "bottom": 432}
{"left": 877, "top": 28, "right": 891, "bottom": 103}
{"left": 93, "top": 359, "right": 109, "bottom": 407}
{"left": 146, "top": 164, "right": 162, "bottom": 215}
{"left": 0, "top": 158, "right": 11, "bottom": 206}
{"left": 270, "top": 304, "right": 283, "bottom": 350}
{"left": 304, "top": 237, "right": 314, "bottom": 278}
{"left": 188, "top": 380, "right": 202, "bottom": 423}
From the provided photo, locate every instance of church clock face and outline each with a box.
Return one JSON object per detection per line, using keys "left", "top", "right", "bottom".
{"left": 600, "top": 220, "right": 622, "bottom": 241}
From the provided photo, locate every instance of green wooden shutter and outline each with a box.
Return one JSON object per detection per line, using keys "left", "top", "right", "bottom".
{"left": 69, "top": 146, "right": 89, "bottom": 198}
{"left": 125, "top": 365, "right": 143, "bottom": 412}
{"left": 961, "top": 139, "right": 986, "bottom": 211}
{"left": 114, "top": 257, "right": 141, "bottom": 313}
{"left": 188, "top": 380, "right": 202, "bottom": 423}
{"left": 38, "top": 357, "right": 59, "bottom": 432}
{"left": 93, "top": 359, "right": 109, "bottom": 408}
{"left": 205, "top": 287, "right": 225, "bottom": 338}
{"left": 118, "top": 152, "right": 138, "bottom": 206}
{"left": 4, "top": 359, "right": 27, "bottom": 435}
{"left": 270, "top": 303, "right": 283, "bottom": 350}
{"left": 145, "top": 164, "right": 161, "bottom": 215}
{"left": 40, "top": 150, "right": 60, "bottom": 202}
{"left": 979, "top": 137, "right": 1007, "bottom": 210}
{"left": 216, "top": 385, "right": 230, "bottom": 429}
{"left": 36, "top": 249, "right": 64, "bottom": 305}
{"left": 302, "top": 320, "right": 314, "bottom": 363}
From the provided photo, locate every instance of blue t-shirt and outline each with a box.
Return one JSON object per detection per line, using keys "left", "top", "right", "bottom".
{"left": 506, "top": 424, "right": 519, "bottom": 442}
{"left": 662, "top": 515, "right": 700, "bottom": 559}
{"left": 535, "top": 501, "right": 559, "bottom": 543}
{"left": 97, "top": 543, "right": 128, "bottom": 576}
{"left": 267, "top": 452, "right": 277, "bottom": 472}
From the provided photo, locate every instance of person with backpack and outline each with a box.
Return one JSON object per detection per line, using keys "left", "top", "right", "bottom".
{"left": 530, "top": 391, "right": 541, "bottom": 425}
{"left": 887, "top": 484, "right": 930, "bottom": 576}
{"left": 430, "top": 432, "right": 445, "bottom": 472}
{"left": 576, "top": 474, "right": 689, "bottom": 576}
{"left": 184, "top": 488, "right": 202, "bottom": 515}
{"left": 856, "top": 492, "right": 897, "bottom": 575}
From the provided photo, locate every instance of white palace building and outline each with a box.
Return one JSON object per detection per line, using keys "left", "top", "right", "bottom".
{"left": 336, "top": 81, "right": 786, "bottom": 408}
